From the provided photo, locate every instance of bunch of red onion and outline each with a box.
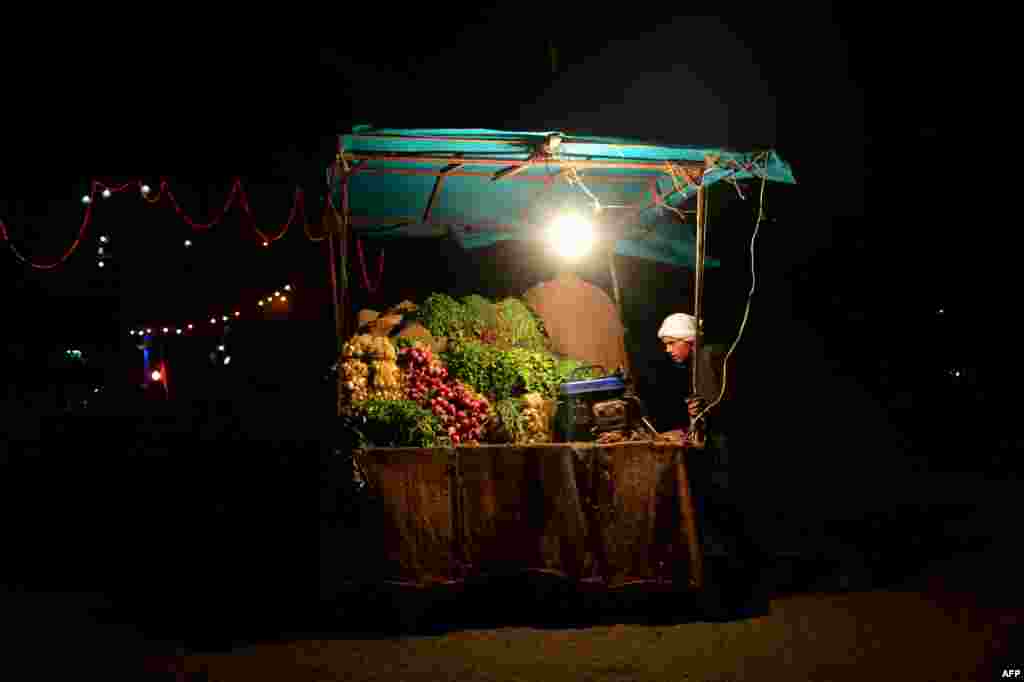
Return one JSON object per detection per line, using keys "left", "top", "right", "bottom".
{"left": 399, "top": 345, "right": 491, "bottom": 445}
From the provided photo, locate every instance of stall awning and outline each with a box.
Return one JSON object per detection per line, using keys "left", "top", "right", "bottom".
{"left": 332, "top": 126, "right": 796, "bottom": 269}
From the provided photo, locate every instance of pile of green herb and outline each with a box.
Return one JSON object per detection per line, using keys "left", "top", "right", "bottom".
{"left": 495, "top": 298, "right": 549, "bottom": 352}
{"left": 412, "top": 293, "right": 474, "bottom": 341}
{"left": 491, "top": 397, "right": 526, "bottom": 444}
{"left": 442, "top": 341, "right": 592, "bottom": 402}
{"left": 346, "top": 399, "right": 449, "bottom": 448}
{"left": 461, "top": 294, "right": 497, "bottom": 338}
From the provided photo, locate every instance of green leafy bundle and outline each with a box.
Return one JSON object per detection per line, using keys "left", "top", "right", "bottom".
{"left": 495, "top": 298, "right": 549, "bottom": 352}
{"left": 412, "top": 293, "right": 474, "bottom": 341}
{"left": 443, "top": 341, "right": 590, "bottom": 402}
{"left": 347, "top": 399, "right": 449, "bottom": 448}
{"left": 492, "top": 397, "right": 526, "bottom": 444}
{"left": 461, "top": 294, "right": 497, "bottom": 338}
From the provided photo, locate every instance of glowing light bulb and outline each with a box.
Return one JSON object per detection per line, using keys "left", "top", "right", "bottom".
{"left": 187, "top": 323, "right": 193, "bottom": 330}
{"left": 99, "top": 235, "right": 108, "bottom": 244}
{"left": 547, "top": 212, "right": 595, "bottom": 262}
{"left": 176, "top": 329, "right": 182, "bottom": 335}
{"left": 218, "top": 345, "right": 225, "bottom": 352}
{"left": 258, "top": 300, "right": 264, "bottom": 306}
{"left": 284, "top": 284, "right": 292, "bottom": 291}
{"left": 97, "top": 260, "right": 105, "bottom": 268}
{"left": 162, "top": 327, "right": 169, "bottom": 333}
{"left": 146, "top": 329, "right": 152, "bottom": 335}
{"left": 102, "top": 188, "right": 112, "bottom": 199}
{"left": 262, "top": 241, "right": 269, "bottom": 247}
{"left": 274, "top": 291, "right": 281, "bottom": 297}
{"left": 81, "top": 195, "right": 92, "bottom": 204}
{"left": 98, "top": 247, "right": 104, "bottom": 255}
{"left": 151, "top": 370, "right": 162, "bottom": 382}
{"left": 141, "top": 184, "right": 151, "bottom": 195}
{"left": 222, "top": 315, "right": 229, "bottom": 322}
{"left": 280, "top": 296, "right": 287, "bottom": 302}
{"left": 184, "top": 239, "right": 192, "bottom": 248}
{"left": 234, "top": 311, "right": 240, "bottom": 317}
{"left": 223, "top": 355, "right": 232, "bottom": 366}
{"left": 130, "top": 330, "right": 136, "bottom": 336}
{"left": 210, "top": 317, "right": 217, "bottom": 324}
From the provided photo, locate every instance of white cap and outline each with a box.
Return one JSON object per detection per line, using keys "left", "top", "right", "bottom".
{"left": 658, "top": 313, "right": 698, "bottom": 341}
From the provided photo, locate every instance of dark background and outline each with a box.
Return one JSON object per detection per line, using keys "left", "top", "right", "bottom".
{"left": 2, "top": 10, "right": 1011, "bottom": 659}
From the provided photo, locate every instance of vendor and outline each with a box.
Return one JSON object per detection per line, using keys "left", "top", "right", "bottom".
{"left": 658, "top": 312, "right": 770, "bottom": 618}
{"left": 658, "top": 312, "right": 720, "bottom": 437}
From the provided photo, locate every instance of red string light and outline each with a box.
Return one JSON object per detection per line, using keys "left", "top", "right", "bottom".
{"left": 356, "top": 238, "right": 384, "bottom": 295}
{"left": 1, "top": 177, "right": 317, "bottom": 271}
{"left": 0, "top": 181, "right": 97, "bottom": 270}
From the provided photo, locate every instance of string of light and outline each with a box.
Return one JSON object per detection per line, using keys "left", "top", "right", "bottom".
{"left": 0, "top": 177, "right": 314, "bottom": 271}
{"left": 127, "top": 283, "right": 294, "bottom": 338}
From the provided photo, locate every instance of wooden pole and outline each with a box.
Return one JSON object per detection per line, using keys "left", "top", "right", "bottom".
{"left": 606, "top": 246, "right": 632, "bottom": 380}
{"left": 692, "top": 184, "right": 706, "bottom": 396}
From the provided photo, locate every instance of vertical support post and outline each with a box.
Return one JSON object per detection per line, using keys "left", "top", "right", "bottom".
{"left": 692, "top": 184, "right": 706, "bottom": 396}
{"left": 607, "top": 246, "right": 632, "bottom": 381}
{"left": 340, "top": 167, "right": 353, "bottom": 341}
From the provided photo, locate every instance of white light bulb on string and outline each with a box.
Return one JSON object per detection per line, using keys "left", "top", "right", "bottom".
{"left": 223, "top": 356, "right": 231, "bottom": 366}
{"left": 187, "top": 323, "right": 194, "bottom": 330}
{"left": 210, "top": 317, "right": 217, "bottom": 324}
{"left": 81, "top": 195, "right": 92, "bottom": 204}
{"left": 258, "top": 300, "right": 264, "bottom": 307}
{"left": 99, "top": 235, "right": 108, "bottom": 244}
{"left": 141, "top": 184, "right": 151, "bottom": 195}
{"left": 234, "top": 311, "right": 240, "bottom": 317}
{"left": 146, "top": 329, "right": 152, "bottom": 335}
{"left": 262, "top": 241, "right": 269, "bottom": 247}
{"left": 284, "top": 284, "right": 292, "bottom": 292}
{"left": 130, "top": 330, "right": 136, "bottom": 336}
{"left": 274, "top": 291, "right": 281, "bottom": 297}
{"left": 222, "top": 315, "right": 229, "bottom": 322}
{"left": 218, "top": 345, "right": 225, "bottom": 352}
{"left": 184, "top": 239, "right": 192, "bottom": 248}
{"left": 102, "top": 188, "right": 112, "bottom": 199}
{"left": 151, "top": 370, "right": 162, "bottom": 382}
{"left": 97, "top": 260, "right": 105, "bottom": 268}
{"left": 280, "top": 296, "right": 287, "bottom": 302}
{"left": 176, "top": 329, "right": 182, "bottom": 335}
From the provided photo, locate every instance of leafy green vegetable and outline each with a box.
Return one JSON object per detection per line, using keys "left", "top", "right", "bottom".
{"left": 346, "top": 399, "right": 449, "bottom": 448}
{"left": 493, "top": 398, "right": 526, "bottom": 444}
{"left": 443, "top": 341, "right": 593, "bottom": 401}
{"left": 412, "top": 293, "right": 474, "bottom": 340}
{"left": 495, "top": 298, "right": 549, "bottom": 352}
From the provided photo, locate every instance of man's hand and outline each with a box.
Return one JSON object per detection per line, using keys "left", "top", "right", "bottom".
{"left": 687, "top": 396, "right": 708, "bottom": 418}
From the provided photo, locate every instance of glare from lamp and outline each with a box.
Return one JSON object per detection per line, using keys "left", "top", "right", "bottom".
{"left": 547, "top": 212, "right": 595, "bottom": 262}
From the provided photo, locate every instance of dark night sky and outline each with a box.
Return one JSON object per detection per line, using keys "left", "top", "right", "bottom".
{"left": 4, "top": 15, "right": 997, "bottom": 492}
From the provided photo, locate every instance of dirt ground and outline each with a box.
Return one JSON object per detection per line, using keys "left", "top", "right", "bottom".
{"left": 155, "top": 552, "right": 1021, "bottom": 682}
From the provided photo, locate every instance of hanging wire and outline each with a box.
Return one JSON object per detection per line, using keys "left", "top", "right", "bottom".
{"left": 692, "top": 172, "right": 769, "bottom": 425}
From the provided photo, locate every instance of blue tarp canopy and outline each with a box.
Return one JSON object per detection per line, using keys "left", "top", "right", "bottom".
{"left": 332, "top": 126, "right": 796, "bottom": 269}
